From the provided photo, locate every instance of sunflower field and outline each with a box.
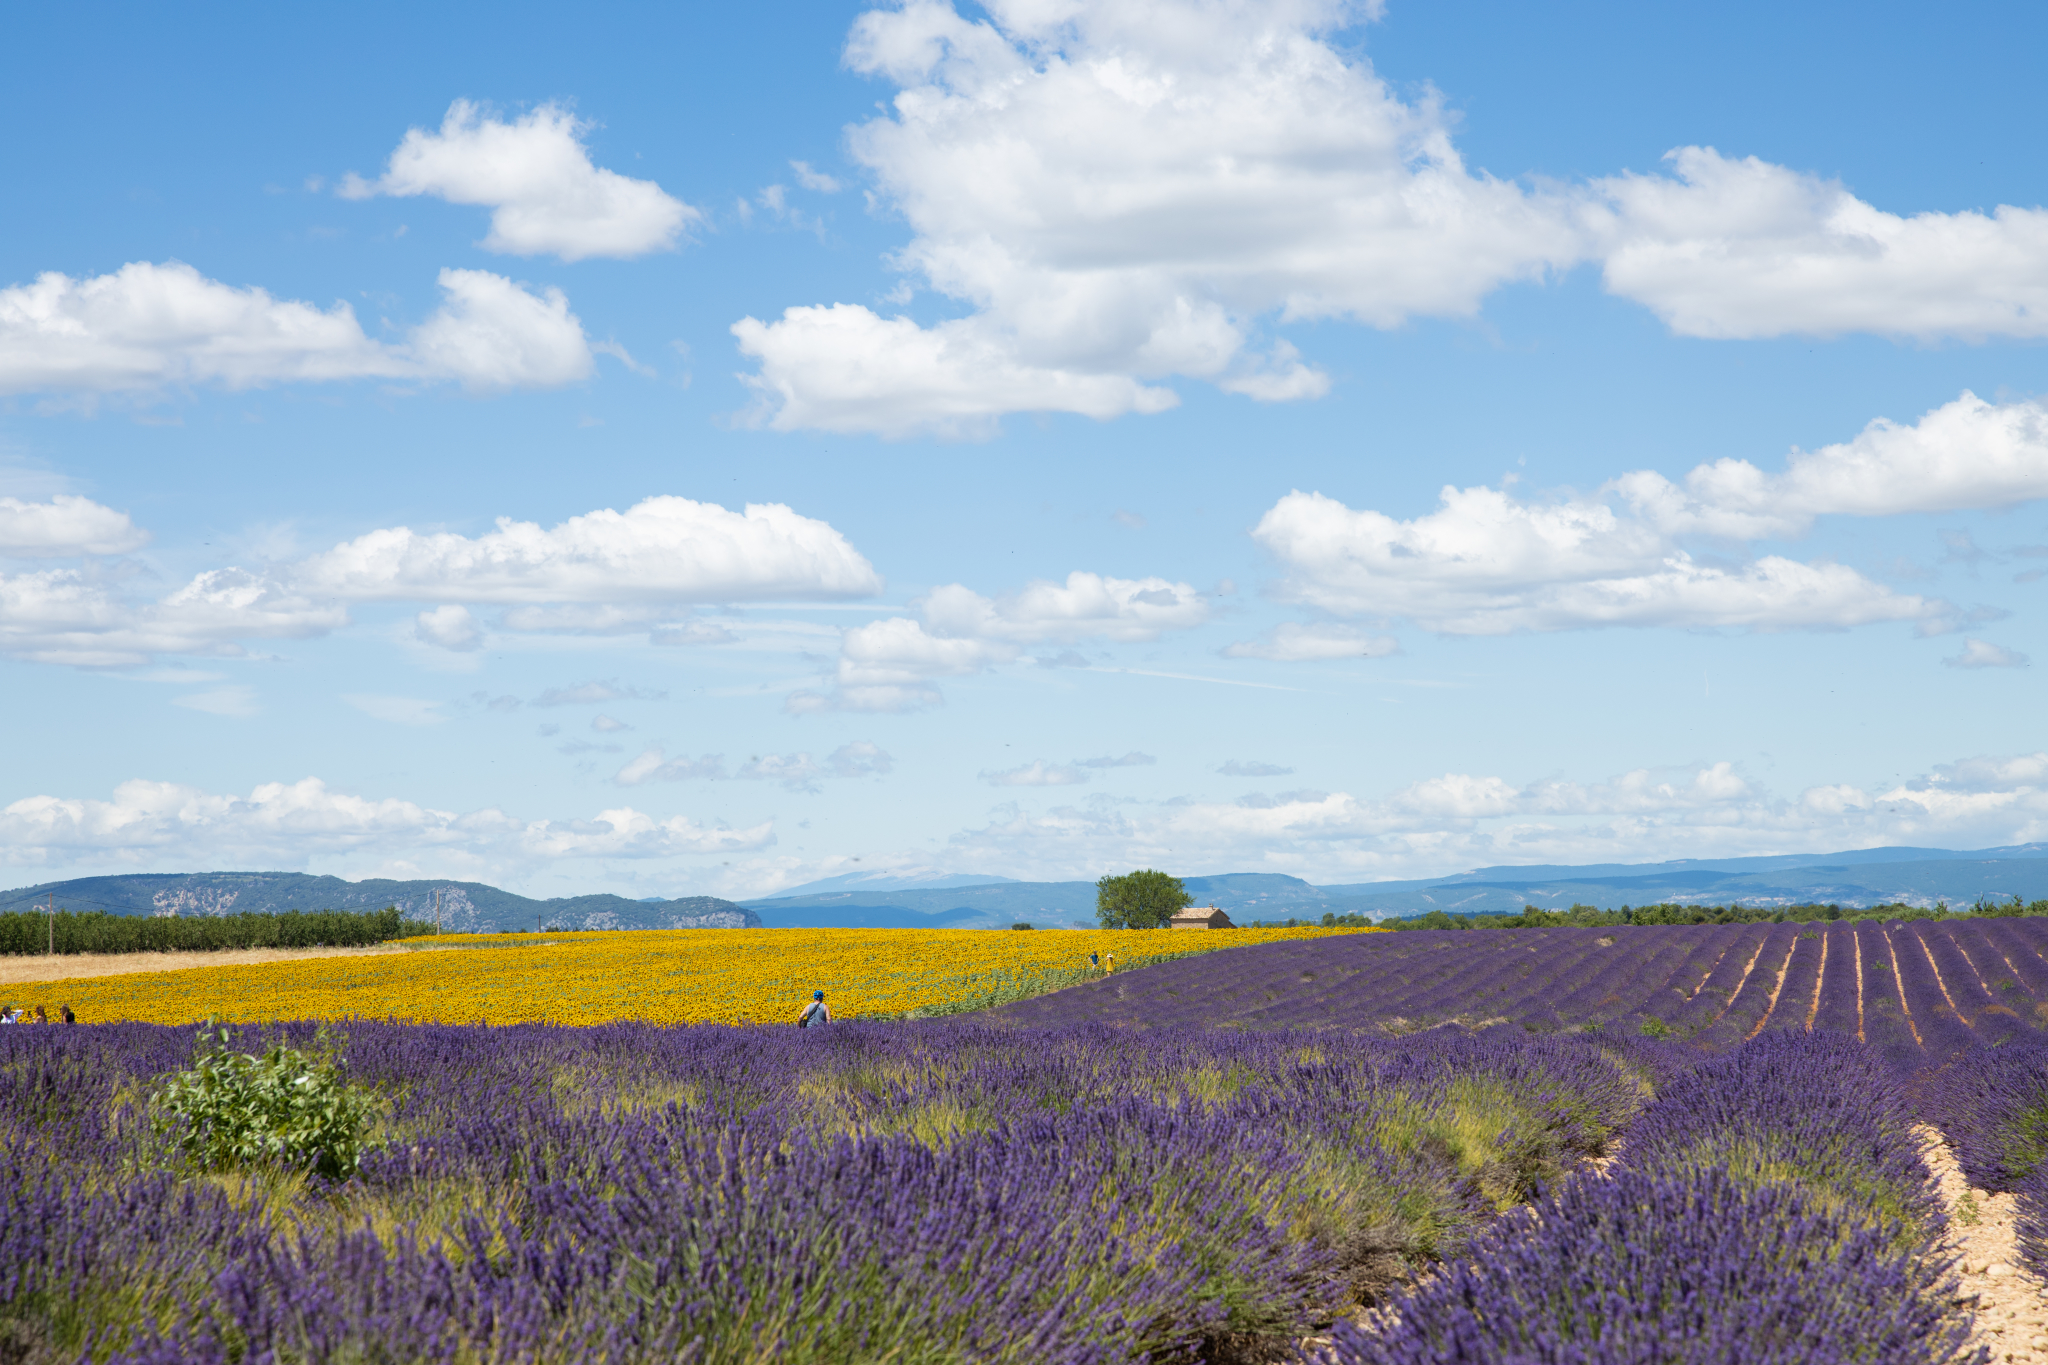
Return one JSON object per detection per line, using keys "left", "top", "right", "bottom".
{"left": 1, "top": 925, "right": 1378, "bottom": 1026}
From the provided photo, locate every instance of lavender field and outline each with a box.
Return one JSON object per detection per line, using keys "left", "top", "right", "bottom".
{"left": 11, "top": 924, "right": 2048, "bottom": 1363}
{"left": 1000, "top": 919, "right": 2048, "bottom": 1064}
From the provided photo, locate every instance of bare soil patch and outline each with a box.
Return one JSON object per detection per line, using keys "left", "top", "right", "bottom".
{"left": 0, "top": 943, "right": 408, "bottom": 987}
{"left": 1920, "top": 1123, "right": 2048, "bottom": 1363}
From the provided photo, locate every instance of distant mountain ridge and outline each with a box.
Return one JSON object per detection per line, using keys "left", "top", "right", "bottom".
{"left": 0, "top": 873, "right": 757, "bottom": 933}
{"left": 736, "top": 845, "right": 2048, "bottom": 925}
{"left": 9, "top": 844, "right": 2048, "bottom": 935}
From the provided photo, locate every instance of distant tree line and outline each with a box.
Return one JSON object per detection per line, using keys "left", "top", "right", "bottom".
{"left": 0, "top": 906, "right": 433, "bottom": 956}
{"left": 1364, "top": 896, "right": 2048, "bottom": 932}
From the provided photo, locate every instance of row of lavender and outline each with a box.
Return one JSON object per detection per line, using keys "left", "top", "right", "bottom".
{"left": 1002, "top": 919, "right": 2048, "bottom": 1062}
{"left": 1925, "top": 1040, "right": 2048, "bottom": 1298}
{"left": 0, "top": 1020, "right": 1647, "bottom": 1364}
{"left": 1329, "top": 1031, "right": 1972, "bottom": 1364}
{"left": 0, "top": 1020, "right": 1985, "bottom": 1364}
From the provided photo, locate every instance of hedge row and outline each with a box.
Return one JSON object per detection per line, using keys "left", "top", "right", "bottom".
{"left": 0, "top": 907, "right": 433, "bottom": 956}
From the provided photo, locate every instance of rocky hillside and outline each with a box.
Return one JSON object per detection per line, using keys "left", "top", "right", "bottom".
{"left": 0, "top": 873, "right": 757, "bottom": 932}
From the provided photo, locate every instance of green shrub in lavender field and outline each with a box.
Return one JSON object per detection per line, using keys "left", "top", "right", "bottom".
{"left": 152, "top": 1019, "right": 380, "bottom": 1180}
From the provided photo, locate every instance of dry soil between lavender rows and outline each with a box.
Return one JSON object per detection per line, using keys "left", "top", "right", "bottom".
{"left": 1920, "top": 1124, "right": 2048, "bottom": 1364}
{"left": 0, "top": 944, "right": 410, "bottom": 987}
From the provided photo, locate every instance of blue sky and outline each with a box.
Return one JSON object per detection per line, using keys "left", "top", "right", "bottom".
{"left": 4, "top": 0, "right": 2047, "bottom": 899}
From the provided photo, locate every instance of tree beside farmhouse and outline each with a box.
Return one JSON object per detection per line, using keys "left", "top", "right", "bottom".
{"left": 1095, "top": 870, "right": 1193, "bottom": 929}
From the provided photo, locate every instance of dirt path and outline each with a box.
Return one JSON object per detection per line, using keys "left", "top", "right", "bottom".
{"left": 1920, "top": 1123, "right": 2048, "bottom": 1362}
{"left": 0, "top": 943, "right": 408, "bottom": 987}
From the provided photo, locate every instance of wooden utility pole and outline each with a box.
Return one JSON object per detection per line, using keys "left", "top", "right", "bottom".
{"left": 434, "top": 888, "right": 442, "bottom": 935}
{"left": 47, "top": 894, "right": 54, "bottom": 957}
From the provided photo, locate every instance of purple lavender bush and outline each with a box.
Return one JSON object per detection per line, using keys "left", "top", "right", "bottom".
{"left": 1920, "top": 1037, "right": 2048, "bottom": 1191}
{"left": 1620, "top": 1030, "right": 1942, "bottom": 1242}
{"left": 0, "top": 971, "right": 1998, "bottom": 1365}
{"left": 0, "top": 1019, "right": 1666, "bottom": 1363}
{"left": 1316, "top": 1164, "right": 1979, "bottom": 1365}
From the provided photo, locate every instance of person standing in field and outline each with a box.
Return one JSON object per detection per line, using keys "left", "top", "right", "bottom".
{"left": 1089, "top": 951, "right": 1100, "bottom": 972}
{"left": 797, "top": 990, "right": 831, "bottom": 1028}
{"left": 60, "top": 1005, "right": 75, "bottom": 1024}
{"left": 32, "top": 1007, "right": 47, "bottom": 1024}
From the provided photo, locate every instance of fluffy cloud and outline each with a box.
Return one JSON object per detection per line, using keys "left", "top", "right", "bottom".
{"left": 0, "top": 262, "right": 594, "bottom": 396}
{"left": 1617, "top": 392, "right": 2048, "bottom": 539}
{"left": 0, "top": 566, "right": 348, "bottom": 667}
{"left": 734, "top": 0, "right": 1577, "bottom": 435}
{"left": 789, "top": 570, "right": 1208, "bottom": 711}
{"left": 1945, "top": 639, "right": 2029, "bottom": 669}
{"left": 1223, "top": 621, "right": 1399, "bottom": 661}
{"left": 0, "top": 495, "right": 148, "bottom": 557}
{"left": 733, "top": 304, "right": 1180, "bottom": 438}
{"left": 342, "top": 100, "right": 700, "bottom": 261}
{"left": 732, "top": 3, "right": 2048, "bottom": 435}
{"left": 614, "top": 741, "right": 894, "bottom": 792}
{"left": 1253, "top": 390, "right": 2048, "bottom": 636}
{"left": 413, "top": 604, "right": 482, "bottom": 651}
{"left": 400, "top": 269, "right": 596, "bottom": 390}
{"left": 3, "top": 496, "right": 879, "bottom": 668}
{"left": 297, "top": 496, "right": 881, "bottom": 606}
{"left": 1591, "top": 148, "right": 2048, "bottom": 340}
{"left": 0, "top": 776, "right": 773, "bottom": 870}
{"left": 1253, "top": 489, "right": 1937, "bottom": 636}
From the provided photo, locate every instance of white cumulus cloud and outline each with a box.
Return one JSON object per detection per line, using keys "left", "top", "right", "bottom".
{"left": 732, "top": 3, "right": 2048, "bottom": 436}
{"left": 1253, "top": 486, "right": 1939, "bottom": 636}
{"left": 1617, "top": 392, "right": 2048, "bottom": 539}
{"left": 1251, "top": 390, "right": 2048, "bottom": 637}
{"left": 413, "top": 604, "right": 483, "bottom": 651}
{"left": 734, "top": 0, "right": 1576, "bottom": 435}
{"left": 0, "top": 494, "right": 148, "bottom": 557}
{"left": 0, "top": 261, "right": 595, "bottom": 396}
{"left": 0, "top": 776, "right": 773, "bottom": 871}
{"left": 2, "top": 495, "right": 878, "bottom": 668}
{"left": 789, "top": 570, "right": 1209, "bottom": 711}
{"left": 733, "top": 303, "right": 1181, "bottom": 438}
{"left": 1592, "top": 147, "right": 2048, "bottom": 341}
{"left": 296, "top": 496, "right": 881, "bottom": 606}
{"left": 342, "top": 100, "right": 700, "bottom": 260}
{"left": 0, "top": 566, "right": 348, "bottom": 667}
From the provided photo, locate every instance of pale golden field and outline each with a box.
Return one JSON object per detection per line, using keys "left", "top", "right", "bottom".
{"left": 1, "top": 925, "right": 1380, "bottom": 1026}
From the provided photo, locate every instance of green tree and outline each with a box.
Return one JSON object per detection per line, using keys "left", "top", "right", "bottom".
{"left": 1095, "top": 869, "right": 1192, "bottom": 929}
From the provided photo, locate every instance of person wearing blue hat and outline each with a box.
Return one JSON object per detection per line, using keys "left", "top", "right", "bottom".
{"left": 796, "top": 990, "right": 831, "bottom": 1028}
